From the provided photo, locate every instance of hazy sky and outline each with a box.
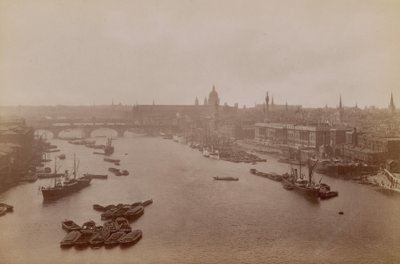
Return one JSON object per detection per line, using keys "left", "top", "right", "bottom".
{"left": 0, "top": 0, "right": 399, "bottom": 107}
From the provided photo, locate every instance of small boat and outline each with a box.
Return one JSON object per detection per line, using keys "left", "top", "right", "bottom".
{"left": 0, "top": 203, "right": 13, "bottom": 212}
{"left": 44, "top": 149, "right": 61, "bottom": 153}
{"left": 115, "top": 217, "right": 131, "bottom": 233}
{"left": 249, "top": 169, "right": 282, "bottom": 182}
{"left": 74, "top": 232, "right": 94, "bottom": 247}
{"left": 282, "top": 182, "right": 294, "bottom": 190}
{"left": 209, "top": 149, "right": 220, "bottom": 160}
{"left": 104, "top": 231, "right": 126, "bottom": 247}
{"left": 84, "top": 174, "right": 108, "bottom": 179}
{"left": 36, "top": 172, "right": 65, "bottom": 179}
{"left": 319, "top": 190, "right": 339, "bottom": 200}
{"left": 58, "top": 154, "right": 66, "bottom": 160}
{"left": 89, "top": 227, "right": 111, "bottom": 247}
{"left": 60, "top": 230, "right": 81, "bottom": 248}
{"left": 213, "top": 176, "right": 239, "bottom": 181}
{"left": 108, "top": 167, "right": 119, "bottom": 173}
{"left": 93, "top": 204, "right": 106, "bottom": 211}
{"left": 108, "top": 167, "right": 122, "bottom": 176}
{"left": 81, "top": 220, "right": 96, "bottom": 233}
{"left": 131, "top": 202, "right": 142, "bottom": 207}
{"left": 124, "top": 205, "right": 144, "bottom": 220}
{"left": 0, "top": 206, "right": 7, "bottom": 216}
{"left": 104, "top": 158, "right": 120, "bottom": 163}
{"left": 19, "top": 174, "right": 38, "bottom": 183}
{"left": 121, "top": 170, "right": 129, "bottom": 176}
{"left": 338, "top": 211, "right": 344, "bottom": 215}
{"left": 118, "top": 230, "right": 142, "bottom": 246}
{"left": 104, "top": 204, "right": 117, "bottom": 211}
{"left": 114, "top": 162, "right": 120, "bottom": 166}
{"left": 101, "top": 207, "right": 121, "bottom": 220}
{"left": 103, "top": 220, "right": 119, "bottom": 233}
{"left": 62, "top": 220, "right": 81, "bottom": 231}
{"left": 111, "top": 206, "right": 131, "bottom": 218}
{"left": 141, "top": 199, "right": 153, "bottom": 207}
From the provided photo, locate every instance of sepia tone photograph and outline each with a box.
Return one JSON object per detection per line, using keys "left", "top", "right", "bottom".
{"left": 0, "top": 0, "right": 399, "bottom": 263}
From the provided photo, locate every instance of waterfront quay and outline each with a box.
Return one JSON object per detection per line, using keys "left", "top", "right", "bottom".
{"left": 0, "top": 118, "right": 41, "bottom": 189}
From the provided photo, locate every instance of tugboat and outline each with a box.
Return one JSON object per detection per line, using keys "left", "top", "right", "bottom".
{"left": 104, "top": 138, "right": 114, "bottom": 156}
{"left": 281, "top": 159, "right": 321, "bottom": 198}
{"left": 41, "top": 155, "right": 91, "bottom": 200}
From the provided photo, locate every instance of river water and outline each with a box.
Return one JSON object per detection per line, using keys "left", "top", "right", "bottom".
{"left": 1, "top": 133, "right": 400, "bottom": 264}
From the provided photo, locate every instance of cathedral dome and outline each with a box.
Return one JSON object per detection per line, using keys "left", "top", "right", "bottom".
{"left": 208, "top": 85, "right": 220, "bottom": 106}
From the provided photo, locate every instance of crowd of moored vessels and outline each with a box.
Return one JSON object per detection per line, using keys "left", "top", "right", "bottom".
{"left": 60, "top": 199, "right": 153, "bottom": 248}
{"left": 250, "top": 164, "right": 339, "bottom": 200}
{"left": 162, "top": 133, "right": 266, "bottom": 164}
{"left": 212, "top": 159, "right": 339, "bottom": 200}
{"left": 29, "top": 138, "right": 131, "bottom": 200}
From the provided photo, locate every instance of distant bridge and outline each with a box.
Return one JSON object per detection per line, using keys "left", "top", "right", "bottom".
{"left": 32, "top": 118, "right": 178, "bottom": 138}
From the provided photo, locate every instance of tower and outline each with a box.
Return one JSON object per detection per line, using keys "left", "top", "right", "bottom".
{"left": 389, "top": 92, "right": 396, "bottom": 113}
{"left": 264, "top": 91, "right": 269, "bottom": 122}
{"left": 195, "top": 97, "right": 199, "bottom": 106}
{"left": 338, "top": 95, "right": 344, "bottom": 122}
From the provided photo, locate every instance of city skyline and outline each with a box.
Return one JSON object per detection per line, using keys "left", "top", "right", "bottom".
{"left": 1, "top": 0, "right": 399, "bottom": 108}
{"left": 0, "top": 88, "right": 397, "bottom": 110}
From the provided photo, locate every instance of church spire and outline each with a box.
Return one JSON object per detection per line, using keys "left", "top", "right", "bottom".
{"left": 389, "top": 91, "right": 396, "bottom": 112}
{"left": 264, "top": 91, "right": 270, "bottom": 122}
{"left": 338, "top": 95, "right": 344, "bottom": 122}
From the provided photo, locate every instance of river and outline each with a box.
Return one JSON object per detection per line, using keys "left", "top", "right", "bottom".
{"left": 0, "top": 133, "right": 400, "bottom": 264}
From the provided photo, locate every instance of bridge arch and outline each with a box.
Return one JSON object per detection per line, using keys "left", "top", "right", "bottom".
{"left": 57, "top": 128, "right": 86, "bottom": 139}
{"left": 88, "top": 127, "right": 121, "bottom": 138}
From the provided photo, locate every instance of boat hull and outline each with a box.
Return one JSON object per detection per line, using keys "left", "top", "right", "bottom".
{"left": 42, "top": 178, "right": 91, "bottom": 200}
{"left": 281, "top": 178, "right": 320, "bottom": 197}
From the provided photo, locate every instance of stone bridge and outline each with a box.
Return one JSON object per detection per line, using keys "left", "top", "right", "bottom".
{"left": 33, "top": 122, "right": 177, "bottom": 138}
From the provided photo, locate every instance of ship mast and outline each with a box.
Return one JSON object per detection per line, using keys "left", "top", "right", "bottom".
{"left": 54, "top": 156, "right": 57, "bottom": 174}
{"left": 73, "top": 153, "right": 76, "bottom": 180}
{"left": 308, "top": 159, "right": 319, "bottom": 186}
{"left": 298, "top": 149, "right": 302, "bottom": 181}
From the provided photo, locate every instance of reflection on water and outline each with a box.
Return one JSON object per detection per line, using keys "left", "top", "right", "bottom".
{"left": 1, "top": 134, "right": 400, "bottom": 263}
